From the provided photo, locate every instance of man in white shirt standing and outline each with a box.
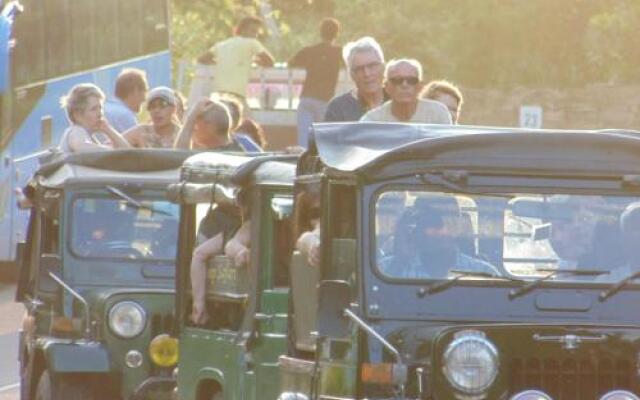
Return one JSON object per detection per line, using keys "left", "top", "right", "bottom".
{"left": 361, "top": 59, "right": 451, "bottom": 124}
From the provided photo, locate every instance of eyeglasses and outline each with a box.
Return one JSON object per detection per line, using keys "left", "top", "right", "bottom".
{"left": 351, "top": 61, "right": 382, "bottom": 75}
{"left": 388, "top": 76, "right": 420, "bottom": 86}
{"left": 147, "top": 99, "right": 172, "bottom": 111}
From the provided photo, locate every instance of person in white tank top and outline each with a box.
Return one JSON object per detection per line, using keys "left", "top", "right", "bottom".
{"left": 59, "top": 83, "right": 130, "bottom": 154}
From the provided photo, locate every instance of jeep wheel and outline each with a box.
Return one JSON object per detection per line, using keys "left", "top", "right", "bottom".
{"left": 35, "top": 371, "right": 97, "bottom": 400}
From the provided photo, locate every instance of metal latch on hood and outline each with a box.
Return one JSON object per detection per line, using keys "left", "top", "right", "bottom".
{"left": 532, "top": 333, "right": 607, "bottom": 350}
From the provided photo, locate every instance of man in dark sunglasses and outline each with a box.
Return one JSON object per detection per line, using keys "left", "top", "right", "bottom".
{"left": 361, "top": 59, "right": 452, "bottom": 124}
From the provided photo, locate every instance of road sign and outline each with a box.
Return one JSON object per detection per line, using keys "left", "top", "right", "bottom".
{"left": 519, "top": 105, "right": 543, "bottom": 129}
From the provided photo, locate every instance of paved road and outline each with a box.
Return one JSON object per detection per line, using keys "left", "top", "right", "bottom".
{"left": 0, "top": 283, "right": 23, "bottom": 400}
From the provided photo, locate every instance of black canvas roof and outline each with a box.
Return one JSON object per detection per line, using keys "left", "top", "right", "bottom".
{"left": 312, "top": 123, "right": 640, "bottom": 178}
{"left": 34, "top": 149, "right": 196, "bottom": 188}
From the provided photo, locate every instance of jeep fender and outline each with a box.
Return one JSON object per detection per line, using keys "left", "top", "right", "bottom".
{"left": 42, "top": 341, "right": 110, "bottom": 373}
{"left": 196, "top": 367, "right": 225, "bottom": 395}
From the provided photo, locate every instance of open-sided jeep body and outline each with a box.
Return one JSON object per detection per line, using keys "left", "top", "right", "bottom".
{"left": 16, "top": 150, "right": 193, "bottom": 400}
{"left": 280, "top": 123, "right": 640, "bottom": 400}
{"left": 172, "top": 152, "right": 297, "bottom": 400}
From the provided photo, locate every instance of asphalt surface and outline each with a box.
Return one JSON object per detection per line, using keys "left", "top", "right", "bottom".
{"left": 0, "top": 282, "right": 23, "bottom": 400}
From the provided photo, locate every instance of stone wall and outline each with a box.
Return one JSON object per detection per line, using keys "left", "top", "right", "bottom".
{"left": 459, "top": 84, "right": 640, "bottom": 130}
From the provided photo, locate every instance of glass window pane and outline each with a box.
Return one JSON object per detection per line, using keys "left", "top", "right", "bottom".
{"left": 70, "top": 0, "right": 96, "bottom": 73}
{"left": 117, "top": 0, "right": 143, "bottom": 59}
{"left": 12, "top": 0, "right": 46, "bottom": 86}
{"left": 142, "top": 0, "right": 169, "bottom": 53}
{"left": 93, "top": 0, "right": 118, "bottom": 66}
{"left": 44, "top": 0, "right": 73, "bottom": 78}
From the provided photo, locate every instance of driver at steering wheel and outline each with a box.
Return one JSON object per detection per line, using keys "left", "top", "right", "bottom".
{"left": 381, "top": 205, "right": 499, "bottom": 279}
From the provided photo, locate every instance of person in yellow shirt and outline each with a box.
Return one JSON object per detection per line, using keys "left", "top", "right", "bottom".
{"left": 198, "top": 17, "right": 275, "bottom": 106}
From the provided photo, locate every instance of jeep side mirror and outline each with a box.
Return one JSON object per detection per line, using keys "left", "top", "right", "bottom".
{"left": 317, "top": 280, "right": 351, "bottom": 339}
{"left": 38, "top": 254, "right": 61, "bottom": 294}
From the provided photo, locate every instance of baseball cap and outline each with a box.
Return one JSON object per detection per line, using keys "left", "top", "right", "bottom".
{"left": 146, "top": 86, "right": 177, "bottom": 106}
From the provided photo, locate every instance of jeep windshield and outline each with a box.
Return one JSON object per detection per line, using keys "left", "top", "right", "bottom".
{"left": 375, "top": 190, "right": 640, "bottom": 284}
{"left": 71, "top": 196, "right": 179, "bottom": 261}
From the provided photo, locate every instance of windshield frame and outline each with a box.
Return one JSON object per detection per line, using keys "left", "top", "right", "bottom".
{"left": 367, "top": 173, "right": 640, "bottom": 287}
{"left": 66, "top": 190, "right": 179, "bottom": 263}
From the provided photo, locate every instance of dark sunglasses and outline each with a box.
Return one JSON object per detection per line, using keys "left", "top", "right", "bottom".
{"left": 388, "top": 76, "right": 420, "bottom": 86}
{"left": 147, "top": 99, "right": 172, "bottom": 111}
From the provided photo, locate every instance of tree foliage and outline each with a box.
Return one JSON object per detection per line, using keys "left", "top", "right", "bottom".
{"left": 171, "top": 0, "right": 640, "bottom": 88}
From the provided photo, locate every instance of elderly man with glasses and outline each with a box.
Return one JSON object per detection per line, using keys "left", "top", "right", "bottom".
{"left": 361, "top": 59, "right": 452, "bottom": 124}
{"left": 323, "top": 36, "right": 387, "bottom": 123}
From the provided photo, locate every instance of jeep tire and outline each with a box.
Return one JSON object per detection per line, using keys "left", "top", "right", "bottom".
{"left": 35, "top": 370, "right": 97, "bottom": 400}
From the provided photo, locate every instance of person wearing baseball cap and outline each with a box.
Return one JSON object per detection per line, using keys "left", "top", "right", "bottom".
{"left": 123, "top": 86, "right": 181, "bottom": 148}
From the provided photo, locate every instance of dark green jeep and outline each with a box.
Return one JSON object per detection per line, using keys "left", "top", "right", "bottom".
{"left": 171, "top": 152, "right": 297, "bottom": 400}
{"left": 279, "top": 123, "right": 640, "bottom": 400}
{"left": 16, "top": 150, "right": 193, "bottom": 400}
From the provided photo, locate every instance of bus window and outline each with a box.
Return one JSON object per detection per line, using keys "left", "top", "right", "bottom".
{"left": 70, "top": 0, "right": 96, "bottom": 73}
{"left": 118, "top": 0, "right": 143, "bottom": 60}
{"left": 93, "top": 0, "right": 118, "bottom": 66}
{"left": 44, "top": 0, "right": 72, "bottom": 79}
{"left": 143, "top": 0, "right": 169, "bottom": 54}
{"left": 11, "top": 0, "right": 46, "bottom": 87}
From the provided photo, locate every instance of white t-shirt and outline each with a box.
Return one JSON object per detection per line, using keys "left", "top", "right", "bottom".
{"left": 58, "top": 125, "right": 111, "bottom": 154}
{"left": 361, "top": 99, "right": 452, "bottom": 124}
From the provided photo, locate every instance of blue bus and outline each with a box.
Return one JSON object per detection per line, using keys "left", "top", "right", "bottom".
{"left": 0, "top": 0, "right": 171, "bottom": 273}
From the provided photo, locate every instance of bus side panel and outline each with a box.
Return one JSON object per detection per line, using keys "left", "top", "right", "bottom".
{"left": 0, "top": 51, "right": 171, "bottom": 263}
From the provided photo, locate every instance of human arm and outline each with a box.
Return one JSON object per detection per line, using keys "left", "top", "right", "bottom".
{"left": 173, "top": 98, "right": 211, "bottom": 149}
{"left": 98, "top": 119, "right": 131, "bottom": 149}
{"left": 256, "top": 50, "right": 275, "bottom": 67}
{"left": 197, "top": 43, "right": 217, "bottom": 65}
{"left": 296, "top": 224, "right": 320, "bottom": 267}
{"left": 252, "top": 39, "right": 274, "bottom": 67}
{"left": 287, "top": 48, "right": 306, "bottom": 69}
{"left": 190, "top": 233, "right": 224, "bottom": 325}
{"left": 66, "top": 125, "right": 113, "bottom": 153}
{"left": 225, "top": 220, "right": 251, "bottom": 267}
{"left": 122, "top": 125, "right": 147, "bottom": 148}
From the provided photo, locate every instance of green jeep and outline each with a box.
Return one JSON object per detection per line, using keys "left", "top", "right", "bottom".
{"left": 171, "top": 152, "right": 297, "bottom": 400}
{"left": 16, "top": 149, "right": 193, "bottom": 400}
{"left": 279, "top": 123, "right": 640, "bottom": 400}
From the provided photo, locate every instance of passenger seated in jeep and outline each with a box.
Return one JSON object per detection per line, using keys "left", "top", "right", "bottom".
{"left": 602, "top": 202, "right": 640, "bottom": 281}
{"left": 381, "top": 205, "right": 499, "bottom": 279}
{"left": 546, "top": 196, "right": 600, "bottom": 270}
{"left": 190, "top": 204, "right": 245, "bottom": 325}
{"left": 294, "top": 191, "right": 321, "bottom": 267}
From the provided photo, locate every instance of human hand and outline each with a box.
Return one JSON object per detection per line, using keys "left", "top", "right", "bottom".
{"left": 234, "top": 247, "right": 250, "bottom": 267}
{"left": 191, "top": 302, "right": 209, "bottom": 326}
{"left": 187, "top": 98, "right": 213, "bottom": 122}
{"left": 97, "top": 119, "right": 118, "bottom": 136}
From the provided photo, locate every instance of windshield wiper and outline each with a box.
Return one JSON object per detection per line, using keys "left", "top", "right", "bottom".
{"left": 106, "top": 186, "right": 173, "bottom": 216}
{"left": 599, "top": 270, "right": 640, "bottom": 302}
{"left": 508, "top": 268, "right": 609, "bottom": 300}
{"left": 418, "top": 270, "right": 518, "bottom": 297}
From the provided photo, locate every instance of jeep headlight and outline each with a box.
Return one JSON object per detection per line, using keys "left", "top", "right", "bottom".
{"left": 442, "top": 330, "right": 499, "bottom": 394}
{"left": 600, "top": 391, "right": 640, "bottom": 400}
{"left": 108, "top": 301, "right": 146, "bottom": 339}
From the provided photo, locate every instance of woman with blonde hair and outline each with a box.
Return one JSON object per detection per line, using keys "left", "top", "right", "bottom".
{"left": 58, "top": 83, "right": 130, "bottom": 153}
